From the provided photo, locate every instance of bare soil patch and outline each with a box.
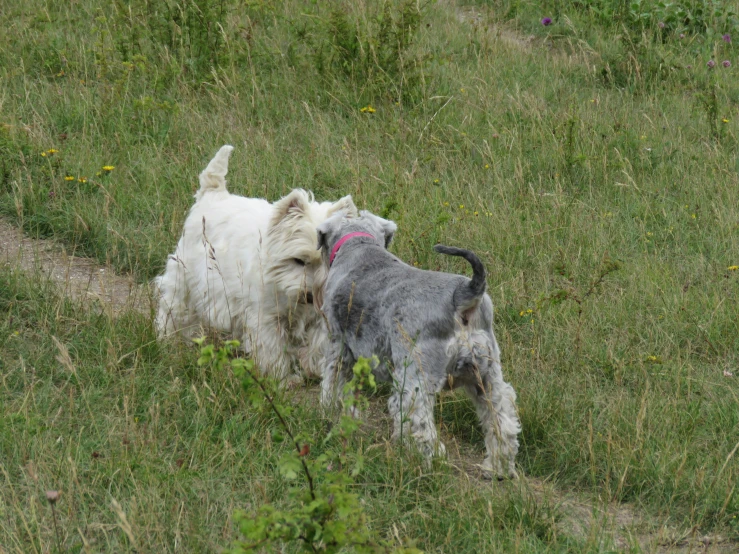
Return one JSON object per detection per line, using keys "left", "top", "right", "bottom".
{"left": 0, "top": 217, "right": 149, "bottom": 314}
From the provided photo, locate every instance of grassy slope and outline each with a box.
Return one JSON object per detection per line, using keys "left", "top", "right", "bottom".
{"left": 1, "top": 0, "right": 738, "bottom": 551}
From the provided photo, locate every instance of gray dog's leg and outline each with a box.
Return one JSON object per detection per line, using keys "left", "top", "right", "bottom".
{"left": 460, "top": 333, "right": 520, "bottom": 479}
{"left": 463, "top": 366, "right": 519, "bottom": 479}
{"left": 388, "top": 361, "right": 445, "bottom": 460}
{"left": 320, "top": 339, "right": 355, "bottom": 412}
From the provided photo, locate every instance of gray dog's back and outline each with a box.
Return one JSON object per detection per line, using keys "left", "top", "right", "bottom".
{"left": 324, "top": 243, "right": 493, "bottom": 367}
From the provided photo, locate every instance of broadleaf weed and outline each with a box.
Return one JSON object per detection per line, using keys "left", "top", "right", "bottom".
{"left": 196, "top": 341, "right": 420, "bottom": 553}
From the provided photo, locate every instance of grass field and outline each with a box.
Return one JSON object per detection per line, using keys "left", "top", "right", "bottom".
{"left": 1, "top": 0, "right": 738, "bottom": 551}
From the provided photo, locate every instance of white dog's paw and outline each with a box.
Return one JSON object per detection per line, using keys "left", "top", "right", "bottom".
{"left": 346, "top": 404, "right": 363, "bottom": 419}
{"left": 285, "top": 375, "right": 305, "bottom": 389}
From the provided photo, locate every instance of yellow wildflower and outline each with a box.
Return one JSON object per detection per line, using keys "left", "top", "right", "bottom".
{"left": 484, "top": 164, "right": 490, "bottom": 169}
{"left": 474, "top": 211, "right": 479, "bottom": 216}
{"left": 47, "top": 148, "right": 58, "bottom": 154}
{"left": 434, "top": 179, "right": 440, "bottom": 184}
{"left": 102, "top": 165, "right": 115, "bottom": 171}
{"left": 459, "top": 204, "right": 464, "bottom": 209}
{"left": 728, "top": 265, "right": 739, "bottom": 271}
{"left": 360, "top": 105, "right": 376, "bottom": 114}
{"left": 722, "top": 118, "right": 730, "bottom": 123}
{"left": 78, "top": 177, "right": 87, "bottom": 183}
{"left": 64, "top": 175, "right": 74, "bottom": 181}
{"left": 443, "top": 201, "right": 449, "bottom": 207}
{"left": 40, "top": 152, "right": 47, "bottom": 157}
{"left": 691, "top": 213, "right": 696, "bottom": 219}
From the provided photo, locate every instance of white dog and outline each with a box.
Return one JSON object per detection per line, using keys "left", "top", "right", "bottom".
{"left": 154, "top": 145, "right": 357, "bottom": 379}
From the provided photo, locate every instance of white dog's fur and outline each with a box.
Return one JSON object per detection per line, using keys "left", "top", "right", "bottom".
{"left": 154, "top": 145, "right": 357, "bottom": 379}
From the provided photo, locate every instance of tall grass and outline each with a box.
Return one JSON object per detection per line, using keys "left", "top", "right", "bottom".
{"left": 1, "top": 0, "right": 738, "bottom": 550}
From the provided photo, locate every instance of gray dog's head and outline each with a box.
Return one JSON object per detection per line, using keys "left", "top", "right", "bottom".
{"left": 316, "top": 210, "right": 397, "bottom": 265}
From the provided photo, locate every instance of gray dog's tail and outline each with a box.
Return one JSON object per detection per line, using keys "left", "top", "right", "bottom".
{"left": 434, "top": 245, "right": 486, "bottom": 321}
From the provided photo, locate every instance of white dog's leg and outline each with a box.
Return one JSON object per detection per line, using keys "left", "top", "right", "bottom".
{"left": 388, "top": 364, "right": 444, "bottom": 460}
{"left": 253, "top": 326, "right": 294, "bottom": 381}
{"left": 154, "top": 257, "right": 194, "bottom": 338}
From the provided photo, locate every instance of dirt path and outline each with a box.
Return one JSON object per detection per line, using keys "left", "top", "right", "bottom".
{"left": 0, "top": 217, "right": 149, "bottom": 313}
{"left": 0, "top": 211, "right": 733, "bottom": 554}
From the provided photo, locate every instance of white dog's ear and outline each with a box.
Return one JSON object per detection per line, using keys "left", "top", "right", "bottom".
{"left": 328, "top": 195, "right": 358, "bottom": 218}
{"left": 360, "top": 210, "right": 397, "bottom": 248}
{"left": 272, "top": 189, "right": 311, "bottom": 226}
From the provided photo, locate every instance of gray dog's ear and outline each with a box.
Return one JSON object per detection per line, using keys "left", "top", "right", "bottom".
{"left": 316, "top": 212, "right": 346, "bottom": 253}
{"left": 316, "top": 227, "right": 327, "bottom": 251}
{"left": 316, "top": 217, "right": 333, "bottom": 251}
{"left": 360, "top": 210, "right": 397, "bottom": 248}
{"left": 382, "top": 218, "right": 397, "bottom": 248}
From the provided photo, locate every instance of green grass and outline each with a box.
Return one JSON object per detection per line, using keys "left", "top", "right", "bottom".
{"left": 1, "top": 0, "right": 738, "bottom": 551}
{"left": 0, "top": 270, "right": 586, "bottom": 552}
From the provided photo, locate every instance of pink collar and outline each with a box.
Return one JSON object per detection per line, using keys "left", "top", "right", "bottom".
{"left": 329, "top": 232, "right": 375, "bottom": 266}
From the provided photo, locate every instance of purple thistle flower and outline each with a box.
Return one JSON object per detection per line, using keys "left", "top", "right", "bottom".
{"left": 723, "top": 34, "right": 731, "bottom": 43}
{"left": 679, "top": 33, "right": 685, "bottom": 39}
{"left": 723, "top": 60, "right": 731, "bottom": 68}
{"left": 658, "top": 21, "right": 665, "bottom": 29}
{"left": 707, "top": 60, "right": 716, "bottom": 69}
{"left": 541, "top": 17, "right": 552, "bottom": 26}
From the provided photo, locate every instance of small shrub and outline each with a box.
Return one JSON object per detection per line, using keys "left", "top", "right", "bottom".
{"left": 196, "top": 340, "right": 420, "bottom": 553}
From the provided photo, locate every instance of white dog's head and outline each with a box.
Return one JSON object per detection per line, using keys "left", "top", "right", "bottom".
{"left": 265, "top": 189, "right": 357, "bottom": 309}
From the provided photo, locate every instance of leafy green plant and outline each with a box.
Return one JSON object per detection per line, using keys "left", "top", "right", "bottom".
{"left": 196, "top": 340, "right": 420, "bottom": 553}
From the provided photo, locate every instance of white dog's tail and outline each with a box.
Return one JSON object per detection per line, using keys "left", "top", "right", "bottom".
{"left": 434, "top": 245, "right": 487, "bottom": 323}
{"left": 196, "top": 145, "right": 234, "bottom": 201}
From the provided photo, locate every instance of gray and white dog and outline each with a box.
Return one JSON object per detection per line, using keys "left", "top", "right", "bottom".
{"left": 317, "top": 211, "right": 520, "bottom": 479}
